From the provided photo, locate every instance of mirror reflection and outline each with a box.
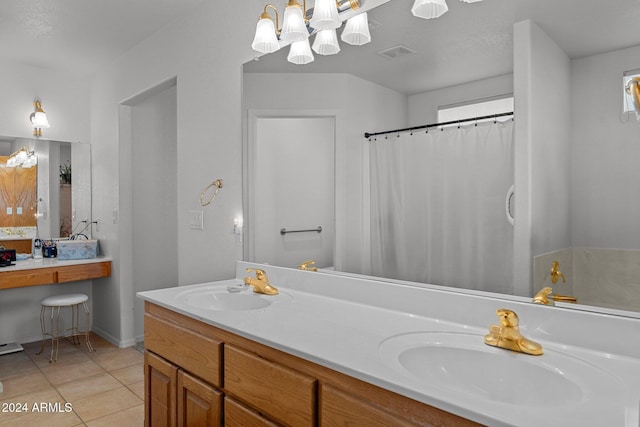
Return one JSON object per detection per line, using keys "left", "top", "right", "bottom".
{"left": 0, "top": 137, "right": 91, "bottom": 254}
{"left": 243, "top": 0, "right": 640, "bottom": 315}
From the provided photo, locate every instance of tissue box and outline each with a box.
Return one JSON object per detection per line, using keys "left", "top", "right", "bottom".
{"left": 57, "top": 240, "right": 98, "bottom": 260}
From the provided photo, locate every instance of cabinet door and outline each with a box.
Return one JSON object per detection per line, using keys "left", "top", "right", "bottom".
{"left": 225, "top": 397, "right": 281, "bottom": 427}
{"left": 177, "top": 370, "right": 223, "bottom": 427}
{"left": 145, "top": 351, "right": 178, "bottom": 427}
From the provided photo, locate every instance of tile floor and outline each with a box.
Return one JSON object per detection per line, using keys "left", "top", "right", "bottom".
{"left": 0, "top": 334, "right": 144, "bottom": 426}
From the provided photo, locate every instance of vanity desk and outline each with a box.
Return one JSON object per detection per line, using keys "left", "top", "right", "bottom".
{"left": 0, "top": 257, "right": 112, "bottom": 290}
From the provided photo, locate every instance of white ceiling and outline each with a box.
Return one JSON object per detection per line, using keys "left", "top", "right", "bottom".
{"left": 1, "top": 0, "right": 639, "bottom": 95}
{"left": 0, "top": 0, "right": 204, "bottom": 76}
{"left": 245, "top": 0, "right": 640, "bottom": 94}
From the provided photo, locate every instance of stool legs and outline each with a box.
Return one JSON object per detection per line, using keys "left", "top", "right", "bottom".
{"left": 36, "top": 302, "right": 95, "bottom": 363}
{"left": 82, "top": 301, "right": 95, "bottom": 353}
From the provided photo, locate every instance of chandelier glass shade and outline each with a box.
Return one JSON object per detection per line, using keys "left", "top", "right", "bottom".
{"left": 251, "top": 14, "right": 280, "bottom": 54}
{"left": 411, "top": 0, "right": 449, "bottom": 19}
{"left": 309, "top": 0, "right": 341, "bottom": 30}
{"left": 312, "top": 29, "right": 341, "bottom": 55}
{"left": 341, "top": 12, "right": 370, "bottom": 46}
{"left": 287, "top": 39, "right": 314, "bottom": 64}
{"left": 281, "top": 1, "right": 309, "bottom": 43}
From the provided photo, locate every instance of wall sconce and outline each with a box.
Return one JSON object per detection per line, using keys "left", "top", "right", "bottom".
{"left": 625, "top": 76, "right": 640, "bottom": 120}
{"left": 29, "top": 99, "right": 51, "bottom": 137}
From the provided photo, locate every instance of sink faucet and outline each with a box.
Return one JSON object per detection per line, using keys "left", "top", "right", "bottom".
{"left": 484, "top": 308, "right": 543, "bottom": 356}
{"left": 298, "top": 260, "right": 318, "bottom": 271}
{"left": 244, "top": 268, "right": 279, "bottom": 295}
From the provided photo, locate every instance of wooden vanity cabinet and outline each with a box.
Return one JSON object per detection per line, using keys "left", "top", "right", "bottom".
{"left": 144, "top": 301, "right": 482, "bottom": 427}
{"left": 224, "top": 397, "right": 281, "bottom": 427}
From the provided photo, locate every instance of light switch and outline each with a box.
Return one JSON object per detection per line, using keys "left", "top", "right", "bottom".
{"left": 189, "top": 210, "right": 204, "bottom": 230}
{"left": 16, "top": 207, "right": 22, "bottom": 215}
{"left": 6, "top": 207, "right": 12, "bottom": 215}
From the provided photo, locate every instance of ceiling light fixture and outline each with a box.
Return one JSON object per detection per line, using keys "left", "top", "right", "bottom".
{"left": 341, "top": 11, "right": 371, "bottom": 45}
{"left": 411, "top": 0, "right": 448, "bottom": 19}
{"left": 251, "top": 0, "right": 363, "bottom": 65}
{"left": 5, "top": 147, "right": 36, "bottom": 168}
{"left": 288, "top": 38, "right": 315, "bottom": 64}
{"left": 29, "top": 99, "right": 50, "bottom": 137}
{"left": 281, "top": 0, "right": 309, "bottom": 43}
{"left": 312, "top": 29, "right": 341, "bottom": 55}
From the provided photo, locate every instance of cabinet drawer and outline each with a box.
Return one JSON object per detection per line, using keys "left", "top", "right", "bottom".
{"left": 145, "top": 314, "right": 223, "bottom": 387}
{"left": 3, "top": 269, "right": 56, "bottom": 287}
{"left": 57, "top": 262, "right": 111, "bottom": 282}
{"left": 224, "top": 345, "right": 316, "bottom": 427}
{"left": 225, "top": 397, "right": 281, "bottom": 427}
{"left": 320, "top": 384, "right": 413, "bottom": 427}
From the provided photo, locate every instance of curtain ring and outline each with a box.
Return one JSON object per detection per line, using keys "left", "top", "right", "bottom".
{"left": 199, "top": 179, "right": 223, "bottom": 206}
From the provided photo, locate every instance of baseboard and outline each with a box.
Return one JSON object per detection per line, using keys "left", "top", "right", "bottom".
{"left": 92, "top": 326, "right": 136, "bottom": 348}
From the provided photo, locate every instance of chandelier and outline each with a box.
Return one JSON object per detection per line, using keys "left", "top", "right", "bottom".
{"left": 251, "top": 0, "right": 371, "bottom": 65}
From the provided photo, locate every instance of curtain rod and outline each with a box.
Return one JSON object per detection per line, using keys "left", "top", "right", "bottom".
{"left": 363, "top": 111, "right": 514, "bottom": 139}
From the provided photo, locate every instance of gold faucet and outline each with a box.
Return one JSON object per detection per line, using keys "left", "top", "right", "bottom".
{"left": 484, "top": 308, "right": 543, "bottom": 356}
{"left": 298, "top": 260, "right": 318, "bottom": 271}
{"left": 533, "top": 287, "right": 578, "bottom": 305}
{"left": 244, "top": 268, "right": 279, "bottom": 295}
{"left": 550, "top": 260, "right": 566, "bottom": 284}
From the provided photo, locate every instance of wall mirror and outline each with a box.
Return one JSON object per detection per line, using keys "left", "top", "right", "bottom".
{"left": 0, "top": 137, "right": 91, "bottom": 253}
{"left": 243, "top": 0, "right": 640, "bottom": 316}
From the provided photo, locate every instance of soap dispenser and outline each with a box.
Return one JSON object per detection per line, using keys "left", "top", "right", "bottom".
{"left": 33, "top": 238, "right": 42, "bottom": 259}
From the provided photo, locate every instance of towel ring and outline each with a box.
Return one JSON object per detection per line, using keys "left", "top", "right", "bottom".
{"left": 199, "top": 179, "right": 223, "bottom": 206}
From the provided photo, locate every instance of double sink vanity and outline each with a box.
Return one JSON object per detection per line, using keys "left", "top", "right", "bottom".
{"left": 138, "top": 261, "right": 640, "bottom": 426}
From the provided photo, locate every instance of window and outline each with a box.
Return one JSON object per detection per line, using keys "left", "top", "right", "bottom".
{"left": 437, "top": 96, "right": 513, "bottom": 126}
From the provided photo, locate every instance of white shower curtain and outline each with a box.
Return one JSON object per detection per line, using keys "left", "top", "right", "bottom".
{"left": 370, "top": 120, "right": 514, "bottom": 294}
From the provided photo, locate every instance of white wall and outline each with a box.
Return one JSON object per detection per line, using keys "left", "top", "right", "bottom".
{"left": 408, "top": 74, "right": 513, "bottom": 127}
{"left": 90, "top": 1, "right": 253, "bottom": 346}
{"left": 129, "top": 85, "right": 179, "bottom": 341}
{"left": 0, "top": 64, "right": 92, "bottom": 345}
{"left": 242, "top": 72, "right": 408, "bottom": 274}
{"left": 513, "top": 20, "right": 572, "bottom": 297}
{"left": 570, "top": 45, "right": 640, "bottom": 249}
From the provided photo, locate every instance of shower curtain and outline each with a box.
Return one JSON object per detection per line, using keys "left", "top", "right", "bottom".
{"left": 370, "top": 120, "right": 514, "bottom": 294}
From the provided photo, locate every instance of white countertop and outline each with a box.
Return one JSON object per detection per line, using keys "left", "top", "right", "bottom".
{"left": 1, "top": 256, "right": 111, "bottom": 271}
{"left": 137, "top": 261, "right": 640, "bottom": 427}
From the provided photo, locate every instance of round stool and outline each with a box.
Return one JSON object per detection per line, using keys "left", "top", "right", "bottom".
{"left": 37, "top": 293, "right": 95, "bottom": 362}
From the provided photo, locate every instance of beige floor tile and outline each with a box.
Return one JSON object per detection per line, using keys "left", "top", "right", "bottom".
{"left": 81, "top": 334, "right": 118, "bottom": 355}
{"left": 56, "top": 372, "right": 122, "bottom": 402}
{"left": 127, "top": 380, "right": 145, "bottom": 401}
{"left": 0, "top": 388, "right": 64, "bottom": 424}
{"left": 71, "top": 386, "right": 142, "bottom": 422}
{"left": 0, "top": 409, "right": 82, "bottom": 426}
{"left": 40, "top": 358, "right": 106, "bottom": 386}
{"left": 110, "top": 364, "right": 143, "bottom": 386}
{"left": 0, "top": 356, "right": 39, "bottom": 380}
{"left": 91, "top": 348, "right": 143, "bottom": 372}
{"left": 0, "top": 370, "right": 51, "bottom": 399}
{"left": 85, "top": 404, "right": 144, "bottom": 427}
{"left": 31, "top": 346, "right": 92, "bottom": 368}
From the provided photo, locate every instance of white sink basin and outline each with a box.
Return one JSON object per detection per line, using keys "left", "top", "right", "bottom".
{"left": 378, "top": 332, "right": 622, "bottom": 407}
{"left": 175, "top": 284, "right": 290, "bottom": 311}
